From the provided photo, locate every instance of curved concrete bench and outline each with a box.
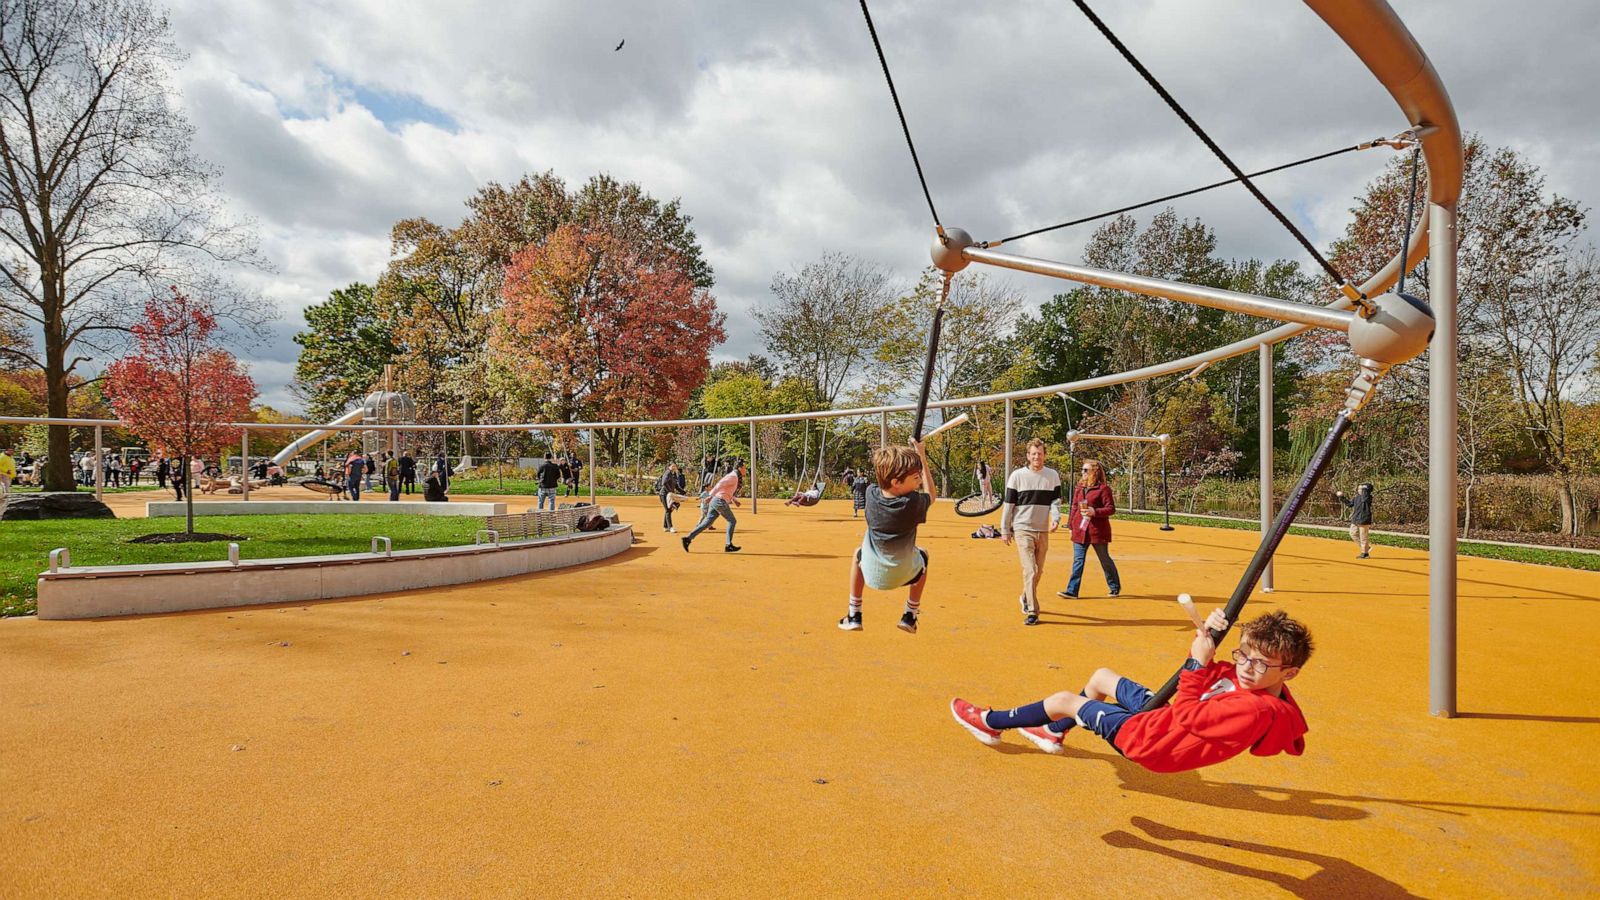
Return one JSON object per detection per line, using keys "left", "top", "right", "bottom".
{"left": 35, "top": 525, "right": 632, "bottom": 619}
{"left": 145, "top": 500, "right": 508, "bottom": 517}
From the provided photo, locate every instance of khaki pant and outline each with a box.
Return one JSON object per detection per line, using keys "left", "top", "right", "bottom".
{"left": 1015, "top": 530, "right": 1049, "bottom": 615}
{"left": 1350, "top": 523, "right": 1371, "bottom": 553}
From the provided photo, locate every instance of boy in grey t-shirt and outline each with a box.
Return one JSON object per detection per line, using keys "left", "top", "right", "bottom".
{"left": 838, "top": 441, "right": 938, "bottom": 634}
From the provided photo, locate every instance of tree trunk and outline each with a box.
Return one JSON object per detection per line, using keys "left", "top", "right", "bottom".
{"left": 1558, "top": 478, "right": 1577, "bottom": 536}
{"left": 43, "top": 290, "right": 77, "bottom": 492}
{"left": 1462, "top": 478, "right": 1473, "bottom": 538}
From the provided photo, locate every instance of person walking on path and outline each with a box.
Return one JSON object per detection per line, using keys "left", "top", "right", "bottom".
{"left": 385, "top": 451, "right": 401, "bottom": 501}
{"left": 657, "top": 462, "right": 687, "bottom": 532}
{"left": 434, "top": 453, "right": 450, "bottom": 495}
{"left": 345, "top": 450, "right": 366, "bottom": 501}
{"left": 1058, "top": 458, "right": 1121, "bottom": 599}
{"left": 0, "top": 447, "right": 15, "bottom": 516}
{"left": 848, "top": 468, "right": 870, "bottom": 517}
{"left": 156, "top": 455, "right": 170, "bottom": 489}
{"left": 1001, "top": 438, "right": 1063, "bottom": 627}
{"left": 682, "top": 461, "right": 744, "bottom": 553}
{"left": 569, "top": 452, "right": 584, "bottom": 497}
{"left": 399, "top": 450, "right": 417, "bottom": 495}
{"left": 535, "top": 454, "right": 562, "bottom": 511}
{"left": 1337, "top": 483, "right": 1375, "bottom": 558}
{"left": 975, "top": 456, "right": 994, "bottom": 506}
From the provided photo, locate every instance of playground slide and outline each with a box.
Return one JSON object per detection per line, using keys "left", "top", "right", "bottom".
{"left": 271, "top": 407, "right": 368, "bottom": 467}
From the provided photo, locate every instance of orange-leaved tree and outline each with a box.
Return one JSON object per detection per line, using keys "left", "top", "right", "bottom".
{"left": 106, "top": 289, "right": 255, "bottom": 536}
{"left": 490, "top": 223, "right": 724, "bottom": 442}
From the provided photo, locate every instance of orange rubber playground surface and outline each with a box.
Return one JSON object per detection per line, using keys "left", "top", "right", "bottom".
{"left": 1, "top": 494, "right": 1597, "bottom": 897}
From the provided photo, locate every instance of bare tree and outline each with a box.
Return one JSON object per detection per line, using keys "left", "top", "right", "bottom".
{"left": 0, "top": 0, "right": 262, "bottom": 490}
{"left": 1455, "top": 346, "right": 1519, "bottom": 536}
{"left": 756, "top": 252, "right": 893, "bottom": 406}
{"left": 1480, "top": 248, "right": 1600, "bottom": 533}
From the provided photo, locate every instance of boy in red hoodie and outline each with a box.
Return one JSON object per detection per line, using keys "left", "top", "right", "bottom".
{"left": 950, "top": 608, "right": 1310, "bottom": 772}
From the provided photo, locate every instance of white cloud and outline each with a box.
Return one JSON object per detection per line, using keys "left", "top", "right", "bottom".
{"left": 157, "top": 0, "right": 1600, "bottom": 415}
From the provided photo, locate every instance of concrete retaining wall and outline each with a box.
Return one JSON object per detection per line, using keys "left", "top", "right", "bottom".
{"left": 145, "top": 500, "right": 507, "bottom": 518}
{"left": 36, "top": 526, "right": 632, "bottom": 619}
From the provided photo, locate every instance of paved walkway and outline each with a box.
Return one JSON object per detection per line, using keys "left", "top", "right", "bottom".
{"left": 1, "top": 496, "right": 1596, "bottom": 896}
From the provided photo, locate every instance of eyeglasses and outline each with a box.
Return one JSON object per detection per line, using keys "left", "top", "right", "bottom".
{"left": 1231, "top": 649, "right": 1290, "bottom": 674}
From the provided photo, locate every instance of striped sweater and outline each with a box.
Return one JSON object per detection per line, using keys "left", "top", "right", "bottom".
{"left": 1000, "top": 465, "right": 1063, "bottom": 535}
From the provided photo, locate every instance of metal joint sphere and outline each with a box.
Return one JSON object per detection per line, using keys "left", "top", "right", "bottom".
{"left": 930, "top": 227, "right": 974, "bottom": 273}
{"left": 1346, "top": 291, "right": 1435, "bottom": 366}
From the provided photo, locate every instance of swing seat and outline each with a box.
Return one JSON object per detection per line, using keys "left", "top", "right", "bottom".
{"left": 954, "top": 492, "right": 1004, "bottom": 518}
{"left": 787, "top": 494, "right": 822, "bottom": 507}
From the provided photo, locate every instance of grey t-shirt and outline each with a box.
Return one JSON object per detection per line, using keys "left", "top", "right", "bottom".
{"left": 859, "top": 484, "right": 932, "bottom": 589}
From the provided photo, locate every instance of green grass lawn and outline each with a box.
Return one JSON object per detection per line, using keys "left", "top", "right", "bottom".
{"left": 0, "top": 514, "right": 481, "bottom": 617}
{"left": 1121, "top": 512, "right": 1600, "bottom": 572}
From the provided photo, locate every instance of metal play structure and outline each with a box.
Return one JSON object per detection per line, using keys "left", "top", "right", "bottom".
{"left": 1067, "top": 431, "right": 1174, "bottom": 533}
{"left": 3, "top": 0, "right": 1462, "bottom": 714}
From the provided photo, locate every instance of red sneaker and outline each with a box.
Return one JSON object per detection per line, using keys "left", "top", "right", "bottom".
{"left": 950, "top": 698, "right": 1002, "bottom": 746}
{"left": 1019, "top": 725, "right": 1064, "bottom": 754}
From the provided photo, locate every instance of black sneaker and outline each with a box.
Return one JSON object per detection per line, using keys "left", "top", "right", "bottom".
{"left": 1358, "top": 552, "right": 1369, "bottom": 559}
{"left": 725, "top": 544, "right": 741, "bottom": 553}
{"left": 838, "top": 611, "right": 862, "bottom": 631}
{"left": 1109, "top": 589, "right": 1120, "bottom": 597}
{"left": 897, "top": 610, "right": 918, "bottom": 634}
{"left": 1024, "top": 614, "right": 1039, "bottom": 626}
{"left": 681, "top": 536, "right": 691, "bottom": 552}
{"left": 1056, "top": 590, "right": 1077, "bottom": 599}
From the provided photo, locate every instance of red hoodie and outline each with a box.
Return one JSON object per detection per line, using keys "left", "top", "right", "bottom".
{"left": 1113, "top": 659, "right": 1307, "bottom": 773}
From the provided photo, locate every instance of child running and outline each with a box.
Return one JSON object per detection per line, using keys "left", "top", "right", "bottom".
{"left": 838, "top": 441, "right": 937, "bottom": 635}
{"left": 950, "top": 608, "right": 1310, "bottom": 772}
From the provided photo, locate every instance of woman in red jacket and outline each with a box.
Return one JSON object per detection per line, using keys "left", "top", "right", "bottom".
{"left": 1058, "top": 458, "right": 1121, "bottom": 598}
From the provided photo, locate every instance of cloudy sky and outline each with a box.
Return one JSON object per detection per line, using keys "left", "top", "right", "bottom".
{"left": 161, "top": 0, "right": 1600, "bottom": 415}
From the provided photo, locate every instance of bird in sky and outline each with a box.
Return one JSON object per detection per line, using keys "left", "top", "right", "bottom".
{"left": 614, "top": 39, "right": 625, "bottom": 51}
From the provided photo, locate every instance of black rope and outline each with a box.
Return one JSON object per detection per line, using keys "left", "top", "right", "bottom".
{"left": 858, "top": 0, "right": 941, "bottom": 230}
{"left": 988, "top": 143, "right": 1363, "bottom": 247}
{"left": 1071, "top": 0, "right": 1349, "bottom": 287}
{"left": 1397, "top": 146, "right": 1421, "bottom": 294}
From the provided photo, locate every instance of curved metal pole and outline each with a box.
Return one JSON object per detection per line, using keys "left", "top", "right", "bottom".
{"left": 965, "top": 247, "right": 1354, "bottom": 331}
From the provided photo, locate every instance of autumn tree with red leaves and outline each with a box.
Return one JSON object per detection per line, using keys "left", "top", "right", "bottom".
{"left": 106, "top": 289, "right": 255, "bottom": 535}
{"left": 488, "top": 223, "right": 724, "bottom": 457}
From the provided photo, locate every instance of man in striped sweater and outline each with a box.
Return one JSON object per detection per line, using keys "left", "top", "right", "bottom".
{"left": 1000, "top": 438, "right": 1062, "bottom": 626}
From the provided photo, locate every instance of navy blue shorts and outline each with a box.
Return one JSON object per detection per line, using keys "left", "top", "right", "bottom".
{"left": 1075, "top": 676, "right": 1155, "bottom": 753}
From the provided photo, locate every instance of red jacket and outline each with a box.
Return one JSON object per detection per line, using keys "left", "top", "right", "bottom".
{"left": 1113, "top": 659, "right": 1307, "bottom": 773}
{"left": 1068, "top": 482, "right": 1116, "bottom": 544}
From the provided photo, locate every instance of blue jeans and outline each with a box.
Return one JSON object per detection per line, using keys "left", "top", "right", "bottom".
{"left": 1066, "top": 541, "right": 1120, "bottom": 595}
{"left": 537, "top": 487, "right": 557, "bottom": 510}
{"left": 687, "top": 498, "right": 737, "bottom": 545}
{"left": 347, "top": 477, "right": 361, "bottom": 501}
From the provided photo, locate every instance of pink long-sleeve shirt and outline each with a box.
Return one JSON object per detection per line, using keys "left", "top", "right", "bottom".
{"left": 706, "top": 470, "right": 740, "bottom": 503}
